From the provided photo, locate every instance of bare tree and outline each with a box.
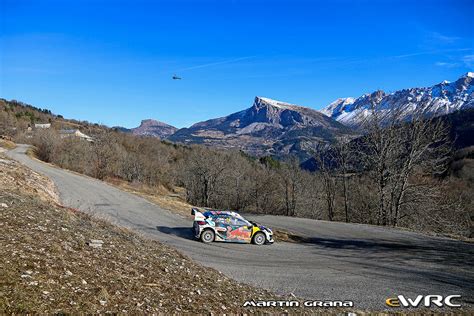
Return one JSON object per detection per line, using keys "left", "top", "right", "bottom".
{"left": 278, "top": 157, "right": 303, "bottom": 217}
{"left": 360, "top": 103, "right": 451, "bottom": 226}
{"left": 388, "top": 113, "right": 451, "bottom": 226}
{"left": 181, "top": 147, "right": 227, "bottom": 207}
{"left": 31, "top": 129, "right": 60, "bottom": 162}
{"left": 333, "top": 137, "right": 354, "bottom": 222}
{"left": 89, "top": 132, "right": 119, "bottom": 180}
{"left": 251, "top": 160, "right": 282, "bottom": 214}
{"left": 313, "top": 145, "right": 337, "bottom": 221}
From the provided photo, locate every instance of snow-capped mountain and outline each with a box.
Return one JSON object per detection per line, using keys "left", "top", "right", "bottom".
{"left": 320, "top": 72, "right": 474, "bottom": 126}
{"left": 168, "top": 96, "right": 353, "bottom": 158}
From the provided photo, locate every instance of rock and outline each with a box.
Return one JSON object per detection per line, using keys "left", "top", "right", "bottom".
{"left": 65, "top": 270, "right": 73, "bottom": 276}
{"left": 88, "top": 239, "right": 104, "bottom": 248}
{"left": 81, "top": 279, "right": 87, "bottom": 285}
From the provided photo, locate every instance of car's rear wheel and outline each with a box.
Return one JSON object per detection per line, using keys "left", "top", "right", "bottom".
{"left": 252, "top": 232, "right": 266, "bottom": 245}
{"left": 200, "top": 229, "right": 215, "bottom": 243}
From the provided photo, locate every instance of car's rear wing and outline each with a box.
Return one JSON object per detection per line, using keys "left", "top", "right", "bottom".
{"left": 191, "top": 208, "right": 206, "bottom": 221}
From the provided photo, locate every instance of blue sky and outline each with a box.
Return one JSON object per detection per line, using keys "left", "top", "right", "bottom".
{"left": 1, "top": 0, "right": 473, "bottom": 128}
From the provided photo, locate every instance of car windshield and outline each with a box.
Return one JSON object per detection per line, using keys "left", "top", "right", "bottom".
{"left": 236, "top": 217, "right": 251, "bottom": 227}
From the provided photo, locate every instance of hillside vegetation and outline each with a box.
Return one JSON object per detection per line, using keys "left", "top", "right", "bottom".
{"left": 1, "top": 98, "right": 472, "bottom": 238}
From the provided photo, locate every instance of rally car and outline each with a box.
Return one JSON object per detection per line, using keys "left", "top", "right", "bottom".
{"left": 192, "top": 208, "right": 274, "bottom": 245}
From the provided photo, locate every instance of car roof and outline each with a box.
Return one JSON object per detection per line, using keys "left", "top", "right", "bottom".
{"left": 203, "top": 210, "right": 245, "bottom": 220}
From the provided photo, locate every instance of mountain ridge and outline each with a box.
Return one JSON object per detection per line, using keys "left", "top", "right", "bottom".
{"left": 320, "top": 72, "right": 474, "bottom": 126}
{"left": 126, "top": 72, "right": 474, "bottom": 158}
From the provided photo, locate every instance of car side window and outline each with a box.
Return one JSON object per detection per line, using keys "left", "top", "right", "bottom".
{"left": 234, "top": 218, "right": 250, "bottom": 227}
{"left": 214, "top": 215, "right": 229, "bottom": 224}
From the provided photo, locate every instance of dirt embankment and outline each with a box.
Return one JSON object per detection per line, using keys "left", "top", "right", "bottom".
{"left": 0, "top": 155, "right": 59, "bottom": 204}
{"left": 0, "top": 155, "right": 289, "bottom": 314}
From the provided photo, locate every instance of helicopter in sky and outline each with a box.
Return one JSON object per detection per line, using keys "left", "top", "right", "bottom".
{"left": 172, "top": 74, "right": 182, "bottom": 80}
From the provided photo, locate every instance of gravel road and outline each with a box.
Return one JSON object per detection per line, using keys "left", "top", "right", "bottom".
{"left": 7, "top": 144, "right": 474, "bottom": 310}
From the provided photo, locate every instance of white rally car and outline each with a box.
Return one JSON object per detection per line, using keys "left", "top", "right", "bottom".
{"left": 192, "top": 208, "right": 274, "bottom": 245}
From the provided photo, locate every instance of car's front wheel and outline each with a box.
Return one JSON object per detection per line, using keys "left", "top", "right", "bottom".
{"left": 252, "top": 232, "right": 266, "bottom": 245}
{"left": 200, "top": 229, "right": 215, "bottom": 243}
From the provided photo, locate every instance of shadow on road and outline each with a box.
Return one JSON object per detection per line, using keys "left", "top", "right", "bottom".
{"left": 156, "top": 226, "right": 195, "bottom": 240}
{"left": 304, "top": 236, "right": 474, "bottom": 271}
{"left": 302, "top": 236, "right": 474, "bottom": 292}
{"left": 303, "top": 236, "right": 415, "bottom": 250}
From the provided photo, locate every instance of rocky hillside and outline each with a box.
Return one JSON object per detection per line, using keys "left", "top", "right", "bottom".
{"left": 168, "top": 96, "right": 353, "bottom": 159}
{"left": 0, "top": 98, "right": 108, "bottom": 137}
{"left": 321, "top": 72, "right": 474, "bottom": 127}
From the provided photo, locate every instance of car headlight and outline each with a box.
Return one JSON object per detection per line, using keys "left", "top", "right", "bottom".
{"left": 262, "top": 227, "right": 272, "bottom": 234}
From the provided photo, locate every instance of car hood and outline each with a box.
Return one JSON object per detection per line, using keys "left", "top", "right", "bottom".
{"left": 251, "top": 221, "right": 272, "bottom": 233}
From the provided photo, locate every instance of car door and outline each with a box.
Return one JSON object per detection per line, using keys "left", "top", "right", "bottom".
{"left": 212, "top": 214, "right": 231, "bottom": 241}
{"left": 225, "top": 217, "right": 252, "bottom": 243}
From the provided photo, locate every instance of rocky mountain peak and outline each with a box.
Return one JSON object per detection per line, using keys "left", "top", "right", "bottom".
{"left": 370, "top": 90, "right": 386, "bottom": 100}
{"left": 139, "top": 119, "right": 171, "bottom": 128}
{"left": 463, "top": 71, "right": 474, "bottom": 79}
{"left": 168, "top": 96, "right": 351, "bottom": 159}
{"left": 243, "top": 96, "right": 334, "bottom": 128}
{"left": 131, "top": 119, "right": 177, "bottom": 138}
{"left": 252, "top": 96, "right": 298, "bottom": 110}
{"left": 245, "top": 97, "right": 301, "bottom": 126}
{"left": 455, "top": 72, "right": 473, "bottom": 88}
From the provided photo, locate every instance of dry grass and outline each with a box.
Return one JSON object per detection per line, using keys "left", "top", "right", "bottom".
{"left": 273, "top": 229, "right": 308, "bottom": 243}
{"left": 26, "top": 147, "right": 36, "bottom": 158}
{"left": 0, "top": 139, "right": 16, "bottom": 150}
{"left": 105, "top": 177, "right": 192, "bottom": 219}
